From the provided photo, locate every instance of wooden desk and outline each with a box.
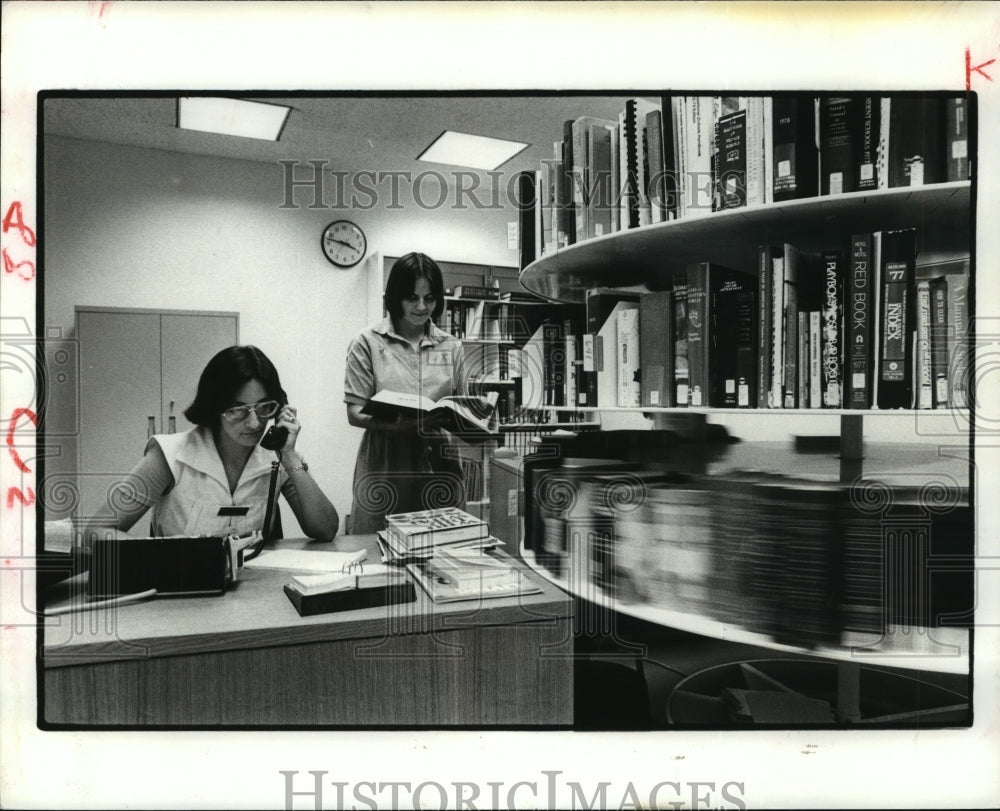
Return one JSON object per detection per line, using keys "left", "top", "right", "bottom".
{"left": 42, "top": 535, "right": 573, "bottom": 726}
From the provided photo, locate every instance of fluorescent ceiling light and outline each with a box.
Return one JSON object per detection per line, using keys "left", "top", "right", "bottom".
{"left": 178, "top": 97, "right": 290, "bottom": 141}
{"left": 417, "top": 131, "right": 529, "bottom": 171}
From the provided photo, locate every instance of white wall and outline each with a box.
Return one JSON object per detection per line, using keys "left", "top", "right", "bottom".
{"left": 43, "top": 135, "right": 519, "bottom": 527}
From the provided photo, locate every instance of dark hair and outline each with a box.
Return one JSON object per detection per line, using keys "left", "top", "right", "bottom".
{"left": 184, "top": 345, "right": 288, "bottom": 427}
{"left": 383, "top": 252, "right": 445, "bottom": 323}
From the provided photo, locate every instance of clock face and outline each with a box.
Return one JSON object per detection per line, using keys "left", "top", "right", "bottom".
{"left": 321, "top": 220, "right": 367, "bottom": 268}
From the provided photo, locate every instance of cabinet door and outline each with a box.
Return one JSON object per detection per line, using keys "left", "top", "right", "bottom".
{"left": 77, "top": 310, "right": 161, "bottom": 515}
{"left": 160, "top": 313, "right": 238, "bottom": 430}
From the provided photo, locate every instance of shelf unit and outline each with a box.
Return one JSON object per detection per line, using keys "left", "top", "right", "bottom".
{"left": 520, "top": 181, "right": 973, "bottom": 468}
{"left": 521, "top": 182, "right": 970, "bottom": 302}
{"left": 514, "top": 180, "right": 974, "bottom": 714}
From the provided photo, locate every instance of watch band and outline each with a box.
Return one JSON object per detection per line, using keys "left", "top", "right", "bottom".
{"left": 286, "top": 460, "right": 309, "bottom": 473}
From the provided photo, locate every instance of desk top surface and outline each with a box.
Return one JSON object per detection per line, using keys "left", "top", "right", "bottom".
{"left": 42, "top": 534, "right": 571, "bottom": 668}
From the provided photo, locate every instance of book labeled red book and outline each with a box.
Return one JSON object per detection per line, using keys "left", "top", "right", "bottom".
{"left": 847, "top": 233, "right": 875, "bottom": 408}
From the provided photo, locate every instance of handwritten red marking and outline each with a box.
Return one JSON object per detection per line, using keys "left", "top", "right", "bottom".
{"left": 6, "top": 487, "right": 36, "bottom": 509}
{"left": 6, "top": 408, "right": 38, "bottom": 474}
{"left": 2, "top": 248, "right": 36, "bottom": 282}
{"left": 966, "top": 47, "right": 996, "bottom": 91}
{"left": 1, "top": 201, "right": 36, "bottom": 247}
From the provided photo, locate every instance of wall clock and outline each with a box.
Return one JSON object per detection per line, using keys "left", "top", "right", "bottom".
{"left": 321, "top": 220, "right": 367, "bottom": 268}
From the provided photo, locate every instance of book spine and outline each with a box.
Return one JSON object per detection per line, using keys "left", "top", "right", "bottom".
{"left": 946, "top": 97, "right": 969, "bottom": 182}
{"left": 888, "top": 96, "right": 944, "bottom": 187}
{"left": 542, "top": 321, "right": 564, "bottom": 407}
{"left": 741, "top": 97, "right": 765, "bottom": 207}
{"left": 877, "top": 98, "right": 891, "bottom": 189}
{"left": 929, "top": 276, "right": 949, "bottom": 409}
{"left": 588, "top": 121, "right": 614, "bottom": 238}
{"left": 646, "top": 108, "right": 666, "bottom": 224}
{"left": 712, "top": 276, "right": 744, "bottom": 407}
{"left": 946, "top": 272, "right": 969, "bottom": 410}
{"left": 772, "top": 94, "right": 818, "bottom": 201}
{"left": 660, "top": 94, "right": 679, "bottom": 220}
{"left": 916, "top": 280, "right": 933, "bottom": 409}
{"left": 516, "top": 170, "right": 536, "bottom": 270}
{"left": 819, "top": 96, "right": 855, "bottom": 195}
{"left": 736, "top": 289, "right": 756, "bottom": 408}
{"left": 571, "top": 119, "right": 589, "bottom": 241}
{"left": 717, "top": 109, "right": 748, "bottom": 209}
{"left": 686, "top": 263, "right": 710, "bottom": 407}
{"left": 607, "top": 124, "right": 621, "bottom": 233}
{"left": 854, "top": 95, "right": 880, "bottom": 191}
{"left": 561, "top": 120, "right": 577, "bottom": 245}
{"left": 821, "top": 250, "right": 844, "bottom": 408}
{"left": 453, "top": 285, "right": 501, "bottom": 300}
{"left": 687, "top": 96, "right": 715, "bottom": 217}
{"left": 809, "top": 311, "right": 822, "bottom": 407}
{"left": 579, "top": 334, "right": 596, "bottom": 407}
{"left": 756, "top": 245, "right": 775, "bottom": 407}
{"left": 771, "top": 254, "right": 785, "bottom": 407}
{"left": 797, "top": 310, "right": 810, "bottom": 408}
{"left": 782, "top": 247, "right": 800, "bottom": 408}
{"left": 563, "top": 318, "right": 579, "bottom": 408}
{"left": 673, "top": 277, "right": 689, "bottom": 406}
{"left": 847, "top": 233, "right": 874, "bottom": 408}
{"left": 673, "top": 98, "right": 689, "bottom": 219}
{"left": 617, "top": 306, "right": 641, "bottom": 407}
{"left": 640, "top": 291, "right": 674, "bottom": 407}
{"left": 877, "top": 229, "right": 917, "bottom": 409}
{"left": 762, "top": 96, "right": 774, "bottom": 204}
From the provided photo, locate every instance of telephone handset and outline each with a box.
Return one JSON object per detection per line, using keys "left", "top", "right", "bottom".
{"left": 260, "top": 425, "right": 289, "bottom": 451}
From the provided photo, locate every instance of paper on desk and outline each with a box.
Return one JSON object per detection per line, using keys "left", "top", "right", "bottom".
{"left": 243, "top": 548, "right": 367, "bottom": 573}
{"left": 290, "top": 564, "right": 402, "bottom": 592}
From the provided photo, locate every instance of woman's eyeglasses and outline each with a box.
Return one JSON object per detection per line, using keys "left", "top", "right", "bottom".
{"left": 221, "top": 400, "right": 280, "bottom": 423}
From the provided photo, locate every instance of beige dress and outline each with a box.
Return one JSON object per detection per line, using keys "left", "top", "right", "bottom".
{"left": 344, "top": 318, "right": 467, "bottom": 534}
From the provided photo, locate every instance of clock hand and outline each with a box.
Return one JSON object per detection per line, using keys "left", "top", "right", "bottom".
{"left": 326, "top": 238, "right": 356, "bottom": 249}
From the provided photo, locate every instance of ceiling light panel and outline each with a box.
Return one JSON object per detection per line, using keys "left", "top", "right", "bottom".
{"left": 417, "top": 130, "right": 529, "bottom": 171}
{"left": 178, "top": 97, "right": 290, "bottom": 141}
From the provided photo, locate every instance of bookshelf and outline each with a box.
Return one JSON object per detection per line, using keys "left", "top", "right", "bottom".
{"left": 521, "top": 182, "right": 970, "bottom": 302}
{"left": 520, "top": 180, "right": 972, "bottom": 462}
{"left": 514, "top": 169, "right": 973, "bottom": 722}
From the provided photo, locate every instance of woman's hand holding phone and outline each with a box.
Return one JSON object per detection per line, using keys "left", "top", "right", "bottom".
{"left": 260, "top": 405, "right": 300, "bottom": 452}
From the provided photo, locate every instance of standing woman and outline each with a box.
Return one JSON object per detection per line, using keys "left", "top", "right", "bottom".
{"left": 344, "top": 252, "right": 467, "bottom": 534}
{"left": 104, "top": 345, "right": 339, "bottom": 541}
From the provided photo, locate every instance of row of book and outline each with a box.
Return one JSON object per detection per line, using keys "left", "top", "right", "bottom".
{"left": 518, "top": 93, "right": 970, "bottom": 265}
{"left": 520, "top": 232, "right": 970, "bottom": 411}
{"left": 526, "top": 463, "right": 972, "bottom": 647}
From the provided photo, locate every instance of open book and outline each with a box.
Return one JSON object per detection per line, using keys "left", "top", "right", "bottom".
{"left": 361, "top": 390, "right": 499, "bottom": 438}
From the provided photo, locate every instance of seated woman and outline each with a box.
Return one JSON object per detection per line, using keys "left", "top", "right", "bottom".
{"left": 104, "top": 345, "right": 339, "bottom": 541}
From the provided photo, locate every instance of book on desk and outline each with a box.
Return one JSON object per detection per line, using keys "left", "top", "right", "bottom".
{"left": 283, "top": 564, "right": 416, "bottom": 616}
